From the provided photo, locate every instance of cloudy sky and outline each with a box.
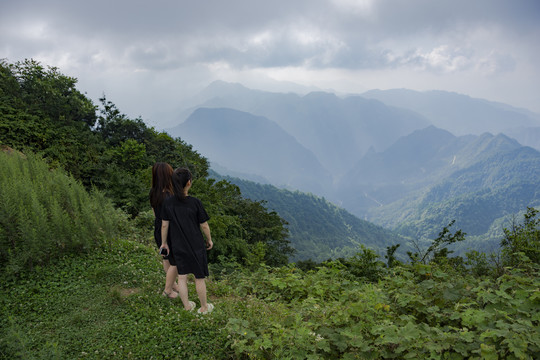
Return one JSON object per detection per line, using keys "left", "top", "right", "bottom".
{"left": 2, "top": 0, "right": 539, "bottom": 128}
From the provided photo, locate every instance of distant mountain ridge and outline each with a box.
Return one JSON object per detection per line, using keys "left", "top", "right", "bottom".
{"left": 168, "top": 81, "right": 540, "bottom": 256}
{"left": 337, "top": 127, "right": 527, "bottom": 216}
{"left": 173, "top": 81, "right": 429, "bottom": 177}
{"left": 361, "top": 88, "right": 540, "bottom": 149}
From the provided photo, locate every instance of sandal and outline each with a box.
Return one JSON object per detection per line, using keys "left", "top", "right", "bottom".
{"left": 186, "top": 301, "right": 196, "bottom": 311}
{"left": 162, "top": 290, "right": 179, "bottom": 299}
{"left": 197, "top": 303, "right": 214, "bottom": 314}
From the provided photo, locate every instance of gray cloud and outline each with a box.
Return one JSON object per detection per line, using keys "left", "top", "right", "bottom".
{"left": 1, "top": 0, "right": 539, "bottom": 124}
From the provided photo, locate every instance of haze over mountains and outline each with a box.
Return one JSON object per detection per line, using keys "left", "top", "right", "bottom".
{"left": 168, "top": 81, "right": 540, "bottom": 250}
{"left": 361, "top": 89, "right": 540, "bottom": 150}
{"left": 174, "top": 81, "right": 430, "bottom": 178}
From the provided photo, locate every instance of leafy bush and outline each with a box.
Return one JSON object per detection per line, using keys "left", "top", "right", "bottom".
{"left": 220, "top": 262, "right": 540, "bottom": 359}
{"left": 0, "top": 150, "right": 126, "bottom": 275}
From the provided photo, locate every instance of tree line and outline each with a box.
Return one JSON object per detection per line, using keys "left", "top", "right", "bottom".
{"left": 0, "top": 59, "right": 294, "bottom": 273}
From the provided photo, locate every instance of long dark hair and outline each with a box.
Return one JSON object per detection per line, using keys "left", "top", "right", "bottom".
{"left": 172, "top": 167, "right": 192, "bottom": 201}
{"left": 149, "top": 162, "right": 174, "bottom": 208}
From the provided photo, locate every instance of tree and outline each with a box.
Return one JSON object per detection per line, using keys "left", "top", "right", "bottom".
{"left": 501, "top": 207, "right": 540, "bottom": 267}
{"left": 407, "top": 220, "right": 466, "bottom": 265}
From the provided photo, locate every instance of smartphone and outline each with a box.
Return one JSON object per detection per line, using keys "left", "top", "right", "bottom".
{"left": 159, "top": 248, "right": 168, "bottom": 256}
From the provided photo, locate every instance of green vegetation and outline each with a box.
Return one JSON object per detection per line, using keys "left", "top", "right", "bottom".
{"left": 1, "top": 212, "right": 538, "bottom": 359}
{"left": 0, "top": 150, "right": 127, "bottom": 275}
{"left": 1, "top": 59, "right": 539, "bottom": 359}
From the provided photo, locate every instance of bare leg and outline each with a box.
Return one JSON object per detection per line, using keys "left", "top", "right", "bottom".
{"left": 177, "top": 274, "right": 192, "bottom": 310}
{"left": 162, "top": 259, "right": 170, "bottom": 273}
{"left": 162, "top": 259, "right": 180, "bottom": 292}
{"left": 164, "top": 265, "right": 178, "bottom": 297}
{"left": 195, "top": 278, "right": 208, "bottom": 312}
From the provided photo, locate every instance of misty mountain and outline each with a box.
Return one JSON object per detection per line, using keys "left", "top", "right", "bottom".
{"left": 168, "top": 107, "right": 332, "bottom": 195}
{"left": 361, "top": 89, "right": 540, "bottom": 147}
{"left": 168, "top": 82, "right": 540, "bottom": 257}
{"left": 338, "top": 127, "right": 527, "bottom": 217}
{"left": 364, "top": 135, "right": 540, "bottom": 247}
{"left": 178, "top": 81, "right": 430, "bottom": 177}
{"left": 210, "top": 171, "right": 409, "bottom": 262}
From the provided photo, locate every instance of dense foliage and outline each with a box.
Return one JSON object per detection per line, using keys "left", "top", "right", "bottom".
{"left": 0, "top": 59, "right": 292, "bottom": 269}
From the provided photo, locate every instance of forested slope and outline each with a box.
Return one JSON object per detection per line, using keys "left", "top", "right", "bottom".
{"left": 212, "top": 173, "right": 409, "bottom": 261}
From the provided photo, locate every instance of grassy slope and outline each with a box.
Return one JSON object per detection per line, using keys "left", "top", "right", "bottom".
{"left": 0, "top": 239, "right": 233, "bottom": 359}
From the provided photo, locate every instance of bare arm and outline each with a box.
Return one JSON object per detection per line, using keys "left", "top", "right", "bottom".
{"left": 200, "top": 221, "right": 213, "bottom": 250}
{"left": 160, "top": 220, "right": 170, "bottom": 254}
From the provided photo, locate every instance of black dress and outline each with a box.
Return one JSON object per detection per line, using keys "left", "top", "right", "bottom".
{"left": 153, "top": 194, "right": 172, "bottom": 260}
{"left": 161, "top": 195, "right": 210, "bottom": 278}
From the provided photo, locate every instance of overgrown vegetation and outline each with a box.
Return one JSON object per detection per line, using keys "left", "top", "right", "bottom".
{"left": 0, "top": 150, "right": 127, "bottom": 275}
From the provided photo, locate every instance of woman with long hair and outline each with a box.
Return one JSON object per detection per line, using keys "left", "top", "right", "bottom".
{"left": 160, "top": 168, "right": 214, "bottom": 313}
{"left": 149, "top": 162, "right": 178, "bottom": 298}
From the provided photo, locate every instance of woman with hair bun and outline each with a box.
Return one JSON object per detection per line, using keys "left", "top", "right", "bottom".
{"left": 160, "top": 168, "right": 214, "bottom": 314}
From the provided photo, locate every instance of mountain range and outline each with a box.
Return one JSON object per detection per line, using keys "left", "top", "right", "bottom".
{"left": 168, "top": 82, "right": 540, "bottom": 255}
{"left": 173, "top": 107, "right": 332, "bottom": 195}
{"left": 361, "top": 88, "right": 540, "bottom": 149}
{"left": 173, "top": 81, "right": 429, "bottom": 178}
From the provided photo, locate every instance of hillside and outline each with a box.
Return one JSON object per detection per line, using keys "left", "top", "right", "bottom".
{"left": 337, "top": 127, "right": 526, "bottom": 217}
{"left": 210, "top": 172, "right": 409, "bottom": 262}
{"left": 2, "top": 220, "right": 539, "bottom": 359}
{"left": 368, "top": 145, "right": 540, "bottom": 247}
{"left": 170, "top": 107, "right": 332, "bottom": 195}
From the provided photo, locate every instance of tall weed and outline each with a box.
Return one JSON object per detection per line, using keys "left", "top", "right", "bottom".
{"left": 0, "top": 151, "right": 125, "bottom": 275}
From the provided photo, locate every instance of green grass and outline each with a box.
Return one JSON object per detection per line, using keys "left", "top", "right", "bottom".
{"left": 0, "top": 239, "right": 233, "bottom": 359}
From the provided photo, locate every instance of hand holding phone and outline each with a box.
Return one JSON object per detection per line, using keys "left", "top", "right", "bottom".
{"left": 159, "top": 247, "right": 168, "bottom": 256}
